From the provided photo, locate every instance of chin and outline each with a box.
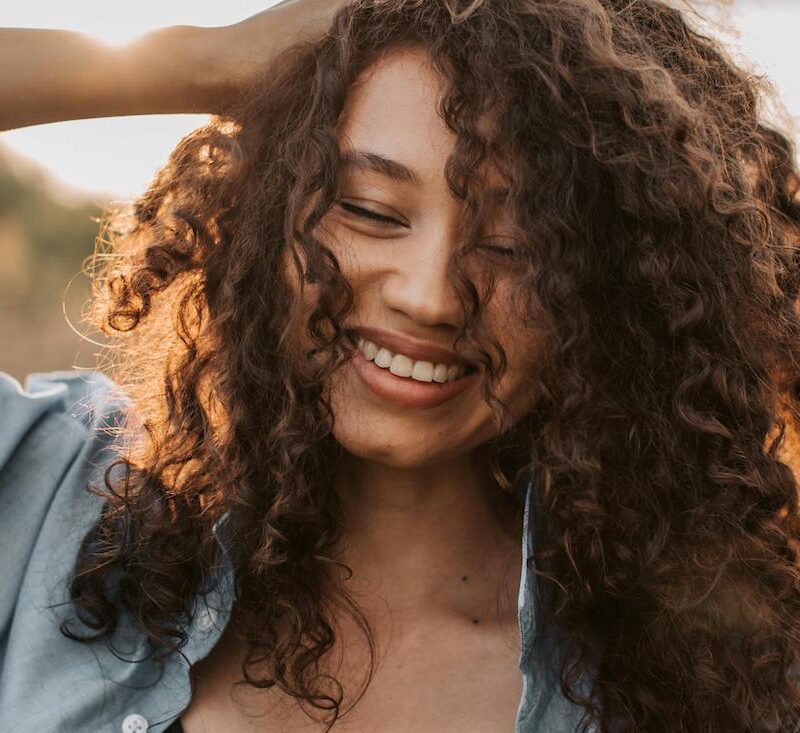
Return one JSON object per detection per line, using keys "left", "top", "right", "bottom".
{"left": 332, "top": 425, "right": 464, "bottom": 468}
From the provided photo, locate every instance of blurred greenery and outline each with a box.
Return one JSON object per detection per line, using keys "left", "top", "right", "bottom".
{"left": 0, "top": 143, "right": 109, "bottom": 383}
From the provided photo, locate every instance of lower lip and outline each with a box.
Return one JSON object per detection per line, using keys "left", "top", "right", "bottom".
{"left": 350, "top": 346, "right": 478, "bottom": 409}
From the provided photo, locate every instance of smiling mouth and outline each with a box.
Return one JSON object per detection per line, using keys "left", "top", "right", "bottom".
{"left": 342, "top": 330, "right": 479, "bottom": 409}
{"left": 344, "top": 330, "right": 478, "bottom": 384}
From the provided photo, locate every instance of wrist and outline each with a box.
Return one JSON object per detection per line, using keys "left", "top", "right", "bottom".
{"left": 122, "top": 24, "right": 233, "bottom": 115}
{"left": 172, "top": 25, "right": 244, "bottom": 114}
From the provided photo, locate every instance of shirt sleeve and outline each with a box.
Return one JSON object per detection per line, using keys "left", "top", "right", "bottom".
{"left": 0, "top": 369, "right": 131, "bottom": 638}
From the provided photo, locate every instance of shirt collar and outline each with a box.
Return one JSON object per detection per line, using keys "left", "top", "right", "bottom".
{"left": 522, "top": 471, "right": 536, "bottom": 563}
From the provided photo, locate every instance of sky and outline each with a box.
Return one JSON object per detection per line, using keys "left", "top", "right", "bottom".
{"left": 1, "top": 0, "right": 798, "bottom": 200}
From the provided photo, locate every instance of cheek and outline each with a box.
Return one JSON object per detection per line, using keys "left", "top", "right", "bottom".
{"left": 501, "top": 341, "right": 542, "bottom": 419}
{"left": 488, "top": 291, "right": 545, "bottom": 417}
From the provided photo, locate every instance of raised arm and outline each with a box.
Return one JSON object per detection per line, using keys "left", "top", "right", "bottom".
{"left": 0, "top": 0, "right": 347, "bottom": 132}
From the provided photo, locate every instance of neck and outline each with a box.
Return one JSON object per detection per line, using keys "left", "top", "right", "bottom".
{"left": 331, "top": 445, "right": 523, "bottom": 628}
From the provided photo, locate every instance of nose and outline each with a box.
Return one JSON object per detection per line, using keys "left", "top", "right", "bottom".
{"left": 380, "top": 232, "right": 464, "bottom": 328}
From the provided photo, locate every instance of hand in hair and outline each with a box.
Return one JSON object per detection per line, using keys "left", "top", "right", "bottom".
{"left": 0, "top": 0, "right": 351, "bottom": 131}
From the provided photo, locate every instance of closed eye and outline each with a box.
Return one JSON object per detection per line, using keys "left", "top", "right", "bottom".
{"left": 482, "top": 244, "right": 517, "bottom": 257}
{"left": 337, "top": 201, "right": 520, "bottom": 258}
{"left": 479, "top": 239, "right": 522, "bottom": 259}
{"left": 337, "top": 201, "right": 405, "bottom": 226}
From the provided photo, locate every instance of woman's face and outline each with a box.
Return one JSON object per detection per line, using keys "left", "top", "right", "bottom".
{"left": 289, "top": 46, "right": 546, "bottom": 468}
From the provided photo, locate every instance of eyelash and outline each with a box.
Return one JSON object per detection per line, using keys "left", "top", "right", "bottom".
{"left": 337, "top": 201, "right": 518, "bottom": 258}
{"left": 338, "top": 201, "right": 402, "bottom": 225}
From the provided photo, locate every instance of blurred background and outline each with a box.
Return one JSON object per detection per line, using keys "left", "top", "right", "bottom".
{"left": 1, "top": 0, "right": 798, "bottom": 382}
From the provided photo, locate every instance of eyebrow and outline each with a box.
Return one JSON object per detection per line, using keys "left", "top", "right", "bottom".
{"left": 339, "top": 148, "right": 510, "bottom": 202}
{"left": 340, "top": 148, "right": 420, "bottom": 186}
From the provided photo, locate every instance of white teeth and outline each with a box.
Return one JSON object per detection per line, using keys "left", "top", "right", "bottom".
{"left": 432, "top": 364, "right": 449, "bottom": 383}
{"left": 356, "top": 338, "right": 469, "bottom": 382}
{"left": 373, "top": 347, "right": 393, "bottom": 368}
{"left": 411, "top": 361, "right": 434, "bottom": 382}
{"left": 361, "top": 339, "right": 378, "bottom": 360}
{"left": 388, "top": 354, "right": 414, "bottom": 377}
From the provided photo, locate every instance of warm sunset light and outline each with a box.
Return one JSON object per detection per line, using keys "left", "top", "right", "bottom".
{"left": 1, "top": 0, "right": 798, "bottom": 381}
{"left": 1, "top": 0, "right": 798, "bottom": 199}
{"left": 4, "top": 3, "right": 800, "bottom": 730}
{"left": 0, "top": 0, "right": 284, "bottom": 198}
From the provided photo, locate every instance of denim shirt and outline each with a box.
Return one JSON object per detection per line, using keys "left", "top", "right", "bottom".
{"left": 0, "top": 369, "right": 594, "bottom": 732}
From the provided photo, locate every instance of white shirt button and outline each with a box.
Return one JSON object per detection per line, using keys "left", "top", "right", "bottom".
{"left": 195, "top": 606, "right": 218, "bottom": 632}
{"left": 121, "top": 713, "right": 149, "bottom": 732}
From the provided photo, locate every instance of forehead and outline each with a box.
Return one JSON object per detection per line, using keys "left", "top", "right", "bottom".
{"left": 335, "top": 46, "right": 511, "bottom": 202}
{"left": 336, "top": 46, "right": 453, "bottom": 183}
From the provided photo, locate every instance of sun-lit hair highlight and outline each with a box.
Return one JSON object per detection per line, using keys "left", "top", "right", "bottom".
{"left": 60, "top": 0, "right": 800, "bottom": 729}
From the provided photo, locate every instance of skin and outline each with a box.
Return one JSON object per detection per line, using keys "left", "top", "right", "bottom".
{"left": 0, "top": 0, "right": 347, "bottom": 130}
{"left": 288, "top": 45, "right": 547, "bottom": 634}
{"left": 183, "top": 46, "right": 548, "bottom": 730}
{"left": 2, "top": 8, "right": 546, "bottom": 729}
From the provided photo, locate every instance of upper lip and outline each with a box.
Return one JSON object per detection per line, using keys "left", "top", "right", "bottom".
{"left": 350, "top": 326, "right": 475, "bottom": 368}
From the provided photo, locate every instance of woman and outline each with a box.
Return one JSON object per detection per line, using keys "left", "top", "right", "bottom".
{"left": 2, "top": 0, "right": 800, "bottom": 730}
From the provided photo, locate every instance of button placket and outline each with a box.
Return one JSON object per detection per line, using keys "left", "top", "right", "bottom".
{"left": 121, "top": 712, "right": 149, "bottom": 732}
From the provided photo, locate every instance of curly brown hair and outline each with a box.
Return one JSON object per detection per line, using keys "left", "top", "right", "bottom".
{"left": 59, "top": 0, "right": 800, "bottom": 730}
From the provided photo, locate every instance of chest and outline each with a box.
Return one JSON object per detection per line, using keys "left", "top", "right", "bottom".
{"left": 179, "top": 613, "right": 524, "bottom": 732}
